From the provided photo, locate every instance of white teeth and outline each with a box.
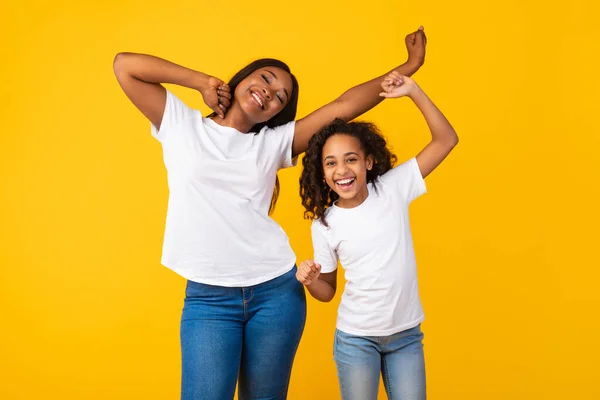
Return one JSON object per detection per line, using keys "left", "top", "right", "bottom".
{"left": 336, "top": 178, "right": 355, "bottom": 185}
{"left": 252, "top": 92, "right": 264, "bottom": 107}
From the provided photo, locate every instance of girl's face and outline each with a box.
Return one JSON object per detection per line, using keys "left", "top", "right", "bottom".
{"left": 322, "top": 134, "right": 373, "bottom": 208}
{"left": 234, "top": 67, "right": 293, "bottom": 124}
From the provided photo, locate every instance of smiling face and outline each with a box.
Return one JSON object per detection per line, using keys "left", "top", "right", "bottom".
{"left": 233, "top": 66, "right": 293, "bottom": 126}
{"left": 322, "top": 133, "right": 374, "bottom": 208}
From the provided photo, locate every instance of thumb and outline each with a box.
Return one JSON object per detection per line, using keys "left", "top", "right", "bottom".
{"left": 214, "top": 103, "right": 225, "bottom": 118}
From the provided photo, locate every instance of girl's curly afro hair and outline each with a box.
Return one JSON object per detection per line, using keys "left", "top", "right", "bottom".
{"left": 299, "top": 118, "right": 397, "bottom": 227}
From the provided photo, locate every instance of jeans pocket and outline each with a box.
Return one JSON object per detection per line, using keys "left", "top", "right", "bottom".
{"left": 184, "top": 280, "right": 206, "bottom": 298}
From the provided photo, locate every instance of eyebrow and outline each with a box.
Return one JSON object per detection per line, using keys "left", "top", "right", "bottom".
{"left": 266, "top": 69, "right": 289, "bottom": 99}
{"left": 323, "top": 152, "right": 360, "bottom": 161}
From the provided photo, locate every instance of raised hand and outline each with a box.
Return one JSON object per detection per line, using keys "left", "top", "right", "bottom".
{"left": 199, "top": 76, "right": 231, "bottom": 118}
{"left": 380, "top": 72, "right": 420, "bottom": 99}
{"left": 405, "top": 26, "right": 427, "bottom": 68}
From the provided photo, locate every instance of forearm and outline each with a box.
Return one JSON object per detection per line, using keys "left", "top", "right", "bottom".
{"left": 336, "top": 60, "right": 421, "bottom": 120}
{"left": 305, "top": 278, "right": 336, "bottom": 302}
{"left": 409, "top": 87, "right": 458, "bottom": 145}
{"left": 113, "top": 52, "right": 209, "bottom": 92}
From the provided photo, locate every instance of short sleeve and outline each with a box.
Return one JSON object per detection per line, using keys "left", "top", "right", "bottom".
{"left": 379, "top": 158, "right": 427, "bottom": 203}
{"left": 150, "top": 90, "right": 196, "bottom": 142}
{"left": 311, "top": 221, "right": 338, "bottom": 273}
{"left": 263, "top": 121, "right": 297, "bottom": 170}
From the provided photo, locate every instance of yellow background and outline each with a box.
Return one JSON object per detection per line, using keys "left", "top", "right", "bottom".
{"left": 2, "top": 0, "right": 599, "bottom": 398}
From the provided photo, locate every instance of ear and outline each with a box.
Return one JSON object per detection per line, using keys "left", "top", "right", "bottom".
{"left": 366, "top": 154, "right": 374, "bottom": 171}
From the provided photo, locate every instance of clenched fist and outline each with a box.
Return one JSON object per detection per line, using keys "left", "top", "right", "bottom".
{"left": 296, "top": 260, "right": 322, "bottom": 286}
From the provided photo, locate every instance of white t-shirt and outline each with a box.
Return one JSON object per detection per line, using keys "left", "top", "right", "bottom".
{"left": 312, "top": 158, "right": 427, "bottom": 336}
{"left": 150, "top": 90, "right": 297, "bottom": 286}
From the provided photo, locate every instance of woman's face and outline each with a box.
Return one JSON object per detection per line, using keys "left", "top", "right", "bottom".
{"left": 234, "top": 67, "right": 293, "bottom": 124}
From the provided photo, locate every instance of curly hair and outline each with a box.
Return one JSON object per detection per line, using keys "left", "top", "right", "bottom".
{"left": 299, "top": 118, "right": 397, "bottom": 227}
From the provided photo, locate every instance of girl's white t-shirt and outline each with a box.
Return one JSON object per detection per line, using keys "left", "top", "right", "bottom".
{"left": 312, "top": 158, "right": 427, "bottom": 336}
{"left": 151, "top": 90, "right": 297, "bottom": 286}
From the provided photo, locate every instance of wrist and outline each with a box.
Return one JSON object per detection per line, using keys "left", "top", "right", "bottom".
{"left": 407, "top": 85, "right": 425, "bottom": 101}
{"left": 305, "top": 278, "right": 318, "bottom": 287}
{"left": 193, "top": 71, "right": 211, "bottom": 92}
{"left": 404, "top": 58, "right": 423, "bottom": 74}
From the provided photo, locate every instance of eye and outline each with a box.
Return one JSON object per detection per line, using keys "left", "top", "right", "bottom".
{"left": 277, "top": 94, "right": 284, "bottom": 104}
{"left": 261, "top": 74, "right": 270, "bottom": 83}
{"left": 325, "top": 161, "right": 335, "bottom": 167}
{"left": 346, "top": 158, "right": 357, "bottom": 163}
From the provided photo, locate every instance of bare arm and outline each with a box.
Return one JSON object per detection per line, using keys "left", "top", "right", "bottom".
{"left": 292, "top": 27, "right": 427, "bottom": 157}
{"left": 113, "top": 53, "right": 230, "bottom": 129}
{"left": 296, "top": 260, "right": 338, "bottom": 302}
{"left": 381, "top": 73, "right": 459, "bottom": 178}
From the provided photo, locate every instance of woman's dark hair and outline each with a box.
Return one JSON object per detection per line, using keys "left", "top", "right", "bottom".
{"left": 209, "top": 58, "right": 299, "bottom": 214}
{"left": 299, "top": 118, "right": 397, "bottom": 227}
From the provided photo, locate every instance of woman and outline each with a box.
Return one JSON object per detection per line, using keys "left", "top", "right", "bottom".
{"left": 113, "top": 26, "right": 426, "bottom": 400}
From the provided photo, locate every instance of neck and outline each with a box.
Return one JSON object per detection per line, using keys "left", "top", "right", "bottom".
{"left": 210, "top": 103, "right": 255, "bottom": 133}
{"left": 336, "top": 185, "right": 369, "bottom": 209}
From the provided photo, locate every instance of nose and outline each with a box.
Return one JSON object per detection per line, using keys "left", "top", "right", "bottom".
{"left": 335, "top": 163, "right": 349, "bottom": 175}
{"left": 261, "top": 87, "right": 272, "bottom": 100}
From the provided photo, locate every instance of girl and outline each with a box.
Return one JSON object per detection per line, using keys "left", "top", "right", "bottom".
{"left": 113, "top": 28, "right": 427, "bottom": 400}
{"left": 296, "top": 72, "right": 458, "bottom": 400}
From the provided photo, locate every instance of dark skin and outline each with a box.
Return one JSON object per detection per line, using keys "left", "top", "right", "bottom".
{"left": 113, "top": 27, "right": 427, "bottom": 159}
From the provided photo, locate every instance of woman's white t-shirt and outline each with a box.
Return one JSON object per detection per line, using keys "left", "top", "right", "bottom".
{"left": 151, "top": 90, "right": 297, "bottom": 287}
{"left": 312, "top": 158, "right": 427, "bottom": 336}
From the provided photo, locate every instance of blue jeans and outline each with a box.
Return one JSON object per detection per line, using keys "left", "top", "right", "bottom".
{"left": 180, "top": 267, "right": 306, "bottom": 400}
{"left": 333, "top": 325, "right": 426, "bottom": 400}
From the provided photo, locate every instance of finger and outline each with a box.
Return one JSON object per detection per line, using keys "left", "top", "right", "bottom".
{"left": 218, "top": 96, "right": 231, "bottom": 108}
{"left": 392, "top": 75, "right": 403, "bottom": 85}
{"left": 218, "top": 89, "right": 232, "bottom": 100}
{"left": 215, "top": 106, "right": 224, "bottom": 118}
{"left": 390, "top": 72, "right": 403, "bottom": 85}
{"left": 379, "top": 92, "right": 390, "bottom": 97}
{"left": 300, "top": 263, "right": 311, "bottom": 273}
